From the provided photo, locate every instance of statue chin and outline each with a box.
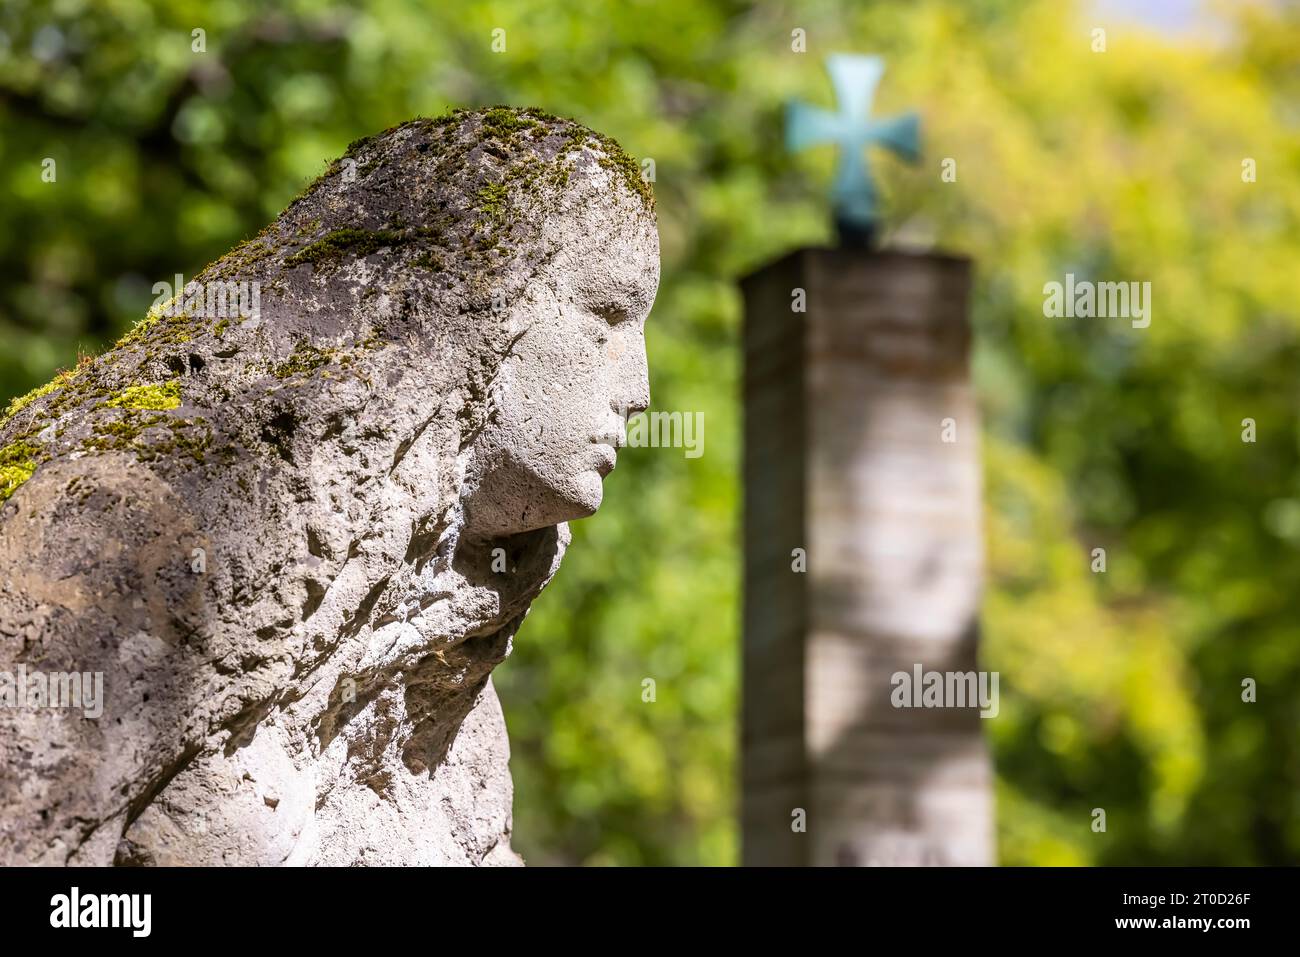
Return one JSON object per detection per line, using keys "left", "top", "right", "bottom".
{"left": 461, "top": 457, "right": 605, "bottom": 540}
{"left": 572, "top": 470, "right": 605, "bottom": 514}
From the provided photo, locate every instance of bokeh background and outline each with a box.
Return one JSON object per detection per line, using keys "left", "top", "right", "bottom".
{"left": 3, "top": 0, "right": 1298, "bottom": 865}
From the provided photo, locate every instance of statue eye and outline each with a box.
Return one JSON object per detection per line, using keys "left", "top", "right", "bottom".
{"left": 590, "top": 302, "right": 629, "bottom": 326}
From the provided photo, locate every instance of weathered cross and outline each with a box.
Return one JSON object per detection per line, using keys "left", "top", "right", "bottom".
{"left": 786, "top": 54, "right": 920, "bottom": 246}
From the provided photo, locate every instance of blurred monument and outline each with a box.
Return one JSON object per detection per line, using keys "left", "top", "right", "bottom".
{"left": 741, "top": 55, "right": 993, "bottom": 866}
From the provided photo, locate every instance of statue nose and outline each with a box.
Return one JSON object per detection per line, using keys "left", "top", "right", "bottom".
{"left": 618, "top": 341, "right": 650, "bottom": 418}
{"left": 617, "top": 376, "right": 649, "bottom": 419}
{"left": 620, "top": 387, "right": 649, "bottom": 419}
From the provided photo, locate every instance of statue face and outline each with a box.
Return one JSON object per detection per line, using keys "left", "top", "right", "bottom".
{"left": 464, "top": 197, "right": 658, "bottom": 538}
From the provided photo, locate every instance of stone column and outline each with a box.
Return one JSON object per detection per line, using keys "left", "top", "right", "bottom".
{"left": 741, "top": 247, "right": 993, "bottom": 866}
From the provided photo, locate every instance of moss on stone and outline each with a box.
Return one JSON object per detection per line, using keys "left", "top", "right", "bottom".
{"left": 94, "top": 418, "right": 149, "bottom": 441}
{"left": 0, "top": 354, "right": 96, "bottom": 429}
{"left": 268, "top": 336, "right": 382, "bottom": 382}
{"left": 82, "top": 411, "right": 212, "bottom": 465}
{"left": 147, "top": 416, "right": 212, "bottom": 465}
{"left": 102, "top": 381, "right": 181, "bottom": 412}
{"left": 4, "top": 377, "right": 105, "bottom": 441}
{"left": 280, "top": 108, "right": 654, "bottom": 286}
{"left": 114, "top": 304, "right": 197, "bottom": 350}
{"left": 416, "top": 106, "right": 655, "bottom": 216}
{"left": 272, "top": 108, "right": 653, "bottom": 301}
{"left": 344, "top": 132, "right": 378, "bottom": 157}
{"left": 476, "top": 106, "right": 654, "bottom": 212}
{"left": 414, "top": 250, "right": 446, "bottom": 272}
{"left": 479, "top": 107, "right": 545, "bottom": 139}
{"left": 285, "top": 228, "right": 404, "bottom": 269}
{"left": 203, "top": 233, "right": 277, "bottom": 282}
{"left": 476, "top": 182, "right": 509, "bottom": 222}
{"left": 3, "top": 379, "right": 63, "bottom": 425}
{"left": 0, "top": 440, "right": 40, "bottom": 503}
{"left": 270, "top": 341, "right": 335, "bottom": 379}
{"left": 590, "top": 134, "right": 654, "bottom": 212}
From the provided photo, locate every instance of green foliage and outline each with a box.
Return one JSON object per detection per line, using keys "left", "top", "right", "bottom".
{"left": 3, "top": 0, "right": 1298, "bottom": 865}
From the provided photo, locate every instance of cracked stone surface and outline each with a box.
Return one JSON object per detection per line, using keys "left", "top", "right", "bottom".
{"left": 0, "top": 107, "right": 658, "bottom": 865}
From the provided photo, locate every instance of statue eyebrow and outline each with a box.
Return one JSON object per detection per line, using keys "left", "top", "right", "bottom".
{"left": 590, "top": 280, "right": 651, "bottom": 315}
{"left": 589, "top": 301, "right": 630, "bottom": 324}
{"left": 576, "top": 277, "right": 651, "bottom": 323}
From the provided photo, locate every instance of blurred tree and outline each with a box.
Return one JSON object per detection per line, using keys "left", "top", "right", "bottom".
{"left": 2, "top": 0, "right": 1297, "bottom": 865}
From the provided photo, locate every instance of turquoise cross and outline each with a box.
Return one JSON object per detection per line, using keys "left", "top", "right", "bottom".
{"left": 786, "top": 55, "right": 920, "bottom": 244}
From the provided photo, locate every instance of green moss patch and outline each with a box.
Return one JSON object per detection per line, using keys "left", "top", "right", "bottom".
{"left": 101, "top": 381, "right": 181, "bottom": 412}
{"left": 0, "top": 440, "right": 40, "bottom": 503}
{"left": 82, "top": 413, "right": 211, "bottom": 465}
{"left": 413, "top": 250, "right": 446, "bottom": 272}
{"left": 267, "top": 336, "right": 382, "bottom": 382}
{"left": 285, "top": 228, "right": 404, "bottom": 269}
{"left": 479, "top": 107, "right": 545, "bottom": 139}
{"left": 203, "top": 233, "right": 277, "bottom": 282}
{"left": 0, "top": 354, "right": 96, "bottom": 429}
{"left": 477, "top": 107, "right": 655, "bottom": 212}
{"left": 114, "top": 306, "right": 198, "bottom": 350}
{"left": 3, "top": 379, "right": 63, "bottom": 424}
{"left": 475, "top": 182, "right": 510, "bottom": 222}
{"left": 589, "top": 132, "right": 655, "bottom": 212}
{"left": 271, "top": 341, "right": 335, "bottom": 380}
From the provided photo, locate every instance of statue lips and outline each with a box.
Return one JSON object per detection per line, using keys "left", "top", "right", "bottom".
{"left": 591, "top": 431, "right": 622, "bottom": 476}
{"left": 592, "top": 441, "right": 618, "bottom": 476}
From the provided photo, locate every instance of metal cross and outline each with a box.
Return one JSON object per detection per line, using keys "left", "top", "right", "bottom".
{"left": 786, "top": 55, "right": 920, "bottom": 246}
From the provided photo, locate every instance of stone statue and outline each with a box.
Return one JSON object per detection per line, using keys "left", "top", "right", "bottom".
{"left": 0, "top": 108, "right": 658, "bottom": 865}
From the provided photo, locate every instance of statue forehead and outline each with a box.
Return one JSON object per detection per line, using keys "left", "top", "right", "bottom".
{"left": 544, "top": 234, "right": 658, "bottom": 319}
{"left": 543, "top": 196, "right": 658, "bottom": 305}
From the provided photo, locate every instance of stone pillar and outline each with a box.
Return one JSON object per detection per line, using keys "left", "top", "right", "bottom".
{"left": 741, "top": 247, "right": 993, "bottom": 866}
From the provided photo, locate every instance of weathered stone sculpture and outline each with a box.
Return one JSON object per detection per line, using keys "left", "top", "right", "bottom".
{"left": 0, "top": 108, "right": 658, "bottom": 865}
